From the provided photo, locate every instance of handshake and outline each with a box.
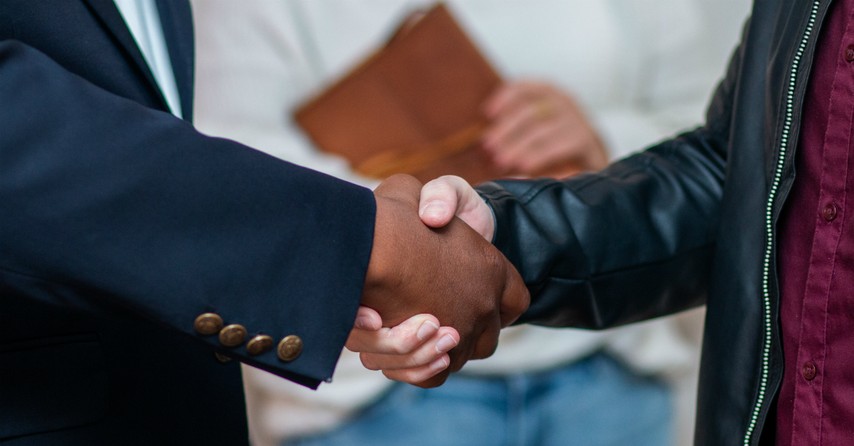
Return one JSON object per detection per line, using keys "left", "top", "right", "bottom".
{"left": 348, "top": 174, "right": 529, "bottom": 388}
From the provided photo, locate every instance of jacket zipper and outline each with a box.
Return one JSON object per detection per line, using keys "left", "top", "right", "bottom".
{"left": 743, "top": 1, "right": 821, "bottom": 444}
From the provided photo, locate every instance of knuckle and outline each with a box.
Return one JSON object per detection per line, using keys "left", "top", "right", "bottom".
{"left": 472, "top": 342, "right": 498, "bottom": 360}
{"left": 390, "top": 341, "right": 414, "bottom": 355}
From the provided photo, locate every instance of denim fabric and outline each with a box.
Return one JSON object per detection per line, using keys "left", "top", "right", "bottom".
{"left": 284, "top": 351, "right": 673, "bottom": 446}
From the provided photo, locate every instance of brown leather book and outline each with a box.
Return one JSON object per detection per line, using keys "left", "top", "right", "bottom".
{"left": 293, "top": 3, "right": 505, "bottom": 184}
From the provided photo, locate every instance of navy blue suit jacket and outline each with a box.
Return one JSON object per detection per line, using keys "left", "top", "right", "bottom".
{"left": 0, "top": 1, "right": 375, "bottom": 444}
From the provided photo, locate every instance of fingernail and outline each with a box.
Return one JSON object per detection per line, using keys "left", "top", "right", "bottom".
{"left": 432, "top": 355, "right": 450, "bottom": 371}
{"left": 419, "top": 202, "right": 446, "bottom": 220}
{"left": 416, "top": 320, "right": 439, "bottom": 340}
{"left": 435, "top": 334, "right": 458, "bottom": 353}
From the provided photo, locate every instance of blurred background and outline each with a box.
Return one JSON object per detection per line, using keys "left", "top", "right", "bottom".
{"left": 190, "top": 1, "right": 752, "bottom": 445}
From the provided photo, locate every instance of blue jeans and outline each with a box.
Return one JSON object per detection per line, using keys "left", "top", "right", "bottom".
{"left": 284, "top": 351, "right": 673, "bottom": 446}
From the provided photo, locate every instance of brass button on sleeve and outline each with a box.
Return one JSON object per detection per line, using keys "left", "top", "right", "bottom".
{"left": 246, "top": 335, "right": 274, "bottom": 356}
{"left": 219, "top": 324, "right": 248, "bottom": 347}
{"left": 194, "top": 313, "right": 224, "bottom": 336}
{"left": 277, "top": 335, "right": 303, "bottom": 362}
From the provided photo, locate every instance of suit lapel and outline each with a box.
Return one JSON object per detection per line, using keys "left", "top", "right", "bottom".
{"left": 81, "top": 0, "right": 172, "bottom": 114}
{"left": 155, "top": 0, "right": 195, "bottom": 122}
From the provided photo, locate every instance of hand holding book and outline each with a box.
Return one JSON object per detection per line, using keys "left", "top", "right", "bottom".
{"left": 295, "top": 4, "right": 602, "bottom": 184}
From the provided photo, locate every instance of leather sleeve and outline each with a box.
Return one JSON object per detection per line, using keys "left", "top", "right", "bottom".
{"left": 0, "top": 41, "right": 374, "bottom": 388}
{"left": 477, "top": 37, "right": 746, "bottom": 329}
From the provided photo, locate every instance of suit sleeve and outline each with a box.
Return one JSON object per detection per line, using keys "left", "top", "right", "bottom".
{"left": 0, "top": 40, "right": 373, "bottom": 388}
{"left": 477, "top": 33, "right": 746, "bottom": 329}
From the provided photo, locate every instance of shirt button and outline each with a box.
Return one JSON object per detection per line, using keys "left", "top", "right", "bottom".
{"left": 822, "top": 203, "right": 839, "bottom": 222}
{"left": 845, "top": 45, "right": 854, "bottom": 62}
{"left": 802, "top": 361, "right": 817, "bottom": 381}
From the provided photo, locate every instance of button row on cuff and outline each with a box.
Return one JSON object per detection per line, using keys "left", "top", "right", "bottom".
{"left": 194, "top": 313, "right": 303, "bottom": 362}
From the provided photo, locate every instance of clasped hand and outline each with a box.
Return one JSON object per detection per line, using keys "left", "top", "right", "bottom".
{"left": 348, "top": 80, "right": 608, "bottom": 388}
{"left": 351, "top": 174, "right": 520, "bottom": 388}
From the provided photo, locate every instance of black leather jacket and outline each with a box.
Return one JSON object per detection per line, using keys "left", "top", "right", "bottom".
{"left": 477, "top": 1, "right": 829, "bottom": 444}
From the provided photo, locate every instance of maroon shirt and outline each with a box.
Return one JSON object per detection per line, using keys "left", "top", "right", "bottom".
{"left": 776, "top": 0, "right": 854, "bottom": 444}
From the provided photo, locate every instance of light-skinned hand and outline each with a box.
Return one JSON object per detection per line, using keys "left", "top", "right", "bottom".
{"left": 346, "top": 306, "right": 461, "bottom": 383}
{"left": 419, "top": 175, "right": 495, "bottom": 241}
{"left": 482, "top": 80, "right": 609, "bottom": 177}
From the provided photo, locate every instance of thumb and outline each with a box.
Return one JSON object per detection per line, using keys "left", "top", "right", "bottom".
{"left": 419, "top": 175, "right": 465, "bottom": 228}
{"left": 353, "top": 306, "right": 383, "bottom": 330}
{"left": 419, "top": 175, "right": 495, "bottom": 241}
